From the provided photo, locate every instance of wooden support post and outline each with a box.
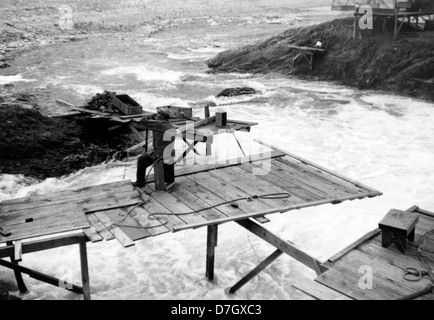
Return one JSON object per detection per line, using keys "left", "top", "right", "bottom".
{"left": 206, "top": 225, "right": 218, "bottom": 281}
{"left": 354, "top": 13, "right": 359, "bottom": 41}
{"left": 236, "top": 219, "right": 325, "bottom": 275}
{"left": 229, "top": 249, "right": 283, "bottom": 294}
{"left": 394, "top": 10, "right": 399, "bottom": 40}
{"left": 204, "top": 106, "right": 210, "bottom": 118}
{"left": 79, "top": 236, "right": 91, "bottom": 300}
{"left": 6, "top": 241, "right": 27, "bottom": 293}
{"left": 154, "top": 160, "right": 166, "bottom": 191}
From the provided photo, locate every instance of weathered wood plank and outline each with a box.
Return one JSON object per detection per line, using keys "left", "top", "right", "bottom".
{"left": 173, "top": 192, "right": 373, "bottom": 232}
{"left": 189, "top": 171, "right": 280, "bottom": 219}
{"left": 148, "top": 186, "right": 208, "bottom": 225}
{"left": 168, "top": 183, "right": 227, "bottom": 221}
{"left": 238, "top": 163, "right": 323, "bottom": 202}
{"left": 104, "top": 208, "right": 151, "bottom": 242}
{"left": 291, "top": 277, "right": 353, "bottom": 300}
{"left": 276, "top": 157, "right": 365, "bottom": 195}
{"left": 83, "top": 227, "right": 103, "bottom": 243}
{"left": 273, "top": 159, "right": 349, "bottom": 199}
{"left": 323, "top": 250, "right": 426, "bottom": 299}
{"left": 327, "top": 229, "right": 381, "bottom": 263}
{"left": 139, "top": 186, "right": 187, "bottom": 232}
{"left": 128, "top": 207, "right": 169, "bottom": 237}
{"left": 86, "top": 213, "right": 115, "bottom": 241}
{"left": 0, "top": 182, "right": 134, "bottom": 213}
{"left": 94, "top": 211, "right": 135, "bottom": 248}
{"left": 180, "top": 176, "right": 269, "bottom": 224}
{"left": 254, "top": 139, "right": 382, "bottom": 196}
{"left": 315, "top": 269, "right": 391, "bottom": 300}
{"left": 1, "top": 180, "right": 133, "bottom": 206}
{"left": 145, "top": 150, "right": 286, "bottom": 183}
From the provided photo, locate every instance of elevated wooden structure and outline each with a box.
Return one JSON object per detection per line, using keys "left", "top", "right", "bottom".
{"left": 315, "top": 206, "right": 434, "bottom": 300}
{"left": 0, "top": 140, "right": 382, "bottom": 299}
{"left": 289, "top": 45, "right": 327, "bottom": 71}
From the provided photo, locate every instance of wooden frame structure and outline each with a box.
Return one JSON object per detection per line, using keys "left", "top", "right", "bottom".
{"left": 289, "top": 45, "right": 327, "bottom": 71}
{"left": 0, "top": 140, "right": 382, "bottom": 299}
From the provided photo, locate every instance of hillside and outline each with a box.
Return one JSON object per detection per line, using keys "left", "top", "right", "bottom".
{"left": 207, "top": 18, "right": 434, "bottom": 101}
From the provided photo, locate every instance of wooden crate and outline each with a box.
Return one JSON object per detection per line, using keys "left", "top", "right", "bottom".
{"left": 110, "top": 94, "right": 143, "bottom": 115}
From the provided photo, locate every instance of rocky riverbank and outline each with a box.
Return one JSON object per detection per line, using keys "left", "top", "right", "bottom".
{"left": 207, "top": 18, "right": 434, "bottom": 101}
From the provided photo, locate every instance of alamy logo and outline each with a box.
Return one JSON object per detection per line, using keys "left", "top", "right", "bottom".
{"left": 358, "top": 5, "right": 374, "bottom": 30}
{"left": 358, "top": 265, "right": 373, "bottom": 290}
{"left": 58, "top": 5, "right": 74, "bottom": 30}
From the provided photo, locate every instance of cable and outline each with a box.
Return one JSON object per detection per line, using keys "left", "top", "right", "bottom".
{"left": 113, "top": 192, "right": 292, "bottom": 230}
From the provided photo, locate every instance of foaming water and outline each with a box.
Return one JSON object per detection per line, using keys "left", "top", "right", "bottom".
{"left": 1, "top": 23, "right": 434, "bottom": 300}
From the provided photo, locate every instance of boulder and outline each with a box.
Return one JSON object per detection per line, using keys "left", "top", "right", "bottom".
{"left": 216, "top": 87, "right": 261, "bottom": 98}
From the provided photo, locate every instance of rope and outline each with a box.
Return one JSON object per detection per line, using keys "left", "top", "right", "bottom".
{"left": 397, "top": 229, "right": 434, "bottom": 300}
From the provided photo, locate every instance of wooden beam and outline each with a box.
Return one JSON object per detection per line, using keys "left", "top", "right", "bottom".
{"left": 229, "top": 249, "right": 283, "bottom": 294}
{"left": 327, "top": 228, "right": 381, "bottom": 263}
{"left": 254, "top": 139, "right": 383, "bottom": 196}
{"left": 0, "top": 233, "right": 85, "bottom": 259}
{"left": 0, "top": 258, "right": 83, "bottom": 294}
{"left": 128, "top": 123, "right": 145, "bottom": 140}
{"left": 79, "top": 236, "right": 91, "bottom": 300}
{"left": 173, "top": 192, "right": 373, "bottom": 232}
{"left": 6, "top": 241, "right": 27, "bottom": 293}
{"left": 206, "top": 225, "right": 218, "bottom": 281}
{"left": 236, "top": 219, "right": 325, "bottom": 275}
{"left": 14, "top": 240, "right": 22, "bottom": 262}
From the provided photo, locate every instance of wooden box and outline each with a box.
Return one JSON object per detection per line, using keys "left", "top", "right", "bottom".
{"left": 110, "top": 94, "right": 143, "bottom": 115}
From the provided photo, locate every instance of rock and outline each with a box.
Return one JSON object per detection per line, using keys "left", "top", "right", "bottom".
{"left": 216, "top": 87, "right": 261, "bottom": 98}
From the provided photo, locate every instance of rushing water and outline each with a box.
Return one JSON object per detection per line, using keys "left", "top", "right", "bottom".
{"left": 1, "top": 20, "right": 434, "bottom": 300}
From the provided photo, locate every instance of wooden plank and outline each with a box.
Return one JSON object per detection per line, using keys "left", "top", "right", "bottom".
{"left": 14, "top": 240, "right": 22, "bottom": 262}
{"left": 238, "top": 163, "right": 323, "bottom": 202}
{"left": 0, "top": 183, "right": 135, "bottom": 214}
{"left": 236, "top": 219, "right": 324, "bottom": 275}
{"left": 167, "top": 183, "right": 227, "bottom": 221}
{"left": 254, "top": 139, "right": 382, "bottom": 196}
{"left": 86, "top": 214, "right": 115, "bottom": 241}
{"left": 139, "top": 186, "right": 186, "bottom": 232}
{"left": 145, "top": 150, "right": 285, "bottom": 183}
{"left": 0, "top": 180, "right": 133, "bottom": 207}
{"left": 1, "top": 209, "right": 90, "bottom": 243}
{"left": 229, "top": 249, "right": 283, "bottom": 294}
{"left": 0, "top": 233, "right": 83, "bottom": 259}
{"left": 417, "top": 208, "right": 434, "bottom": 219}
{"left": 104, "top": 208, "right": 151, "bottom": 242}
{"left": 148, "top": 186, "right": 208, "bottom": 225}
{"left": 128, "top": 207, "right": 169, "bottom": 237}
{"left": 273, "top": 159, "right": 350, "bottom": 199}
{"left": 327, "top": 229, "right": 381, "bottom": 263}
{"left": 315, "top": 269, "right": 391, "bottom": 300}
{"left": 94, "top": 211, "right": 135, "bottom": 248}
{"left": 83, "top": 227, "right": 103, "bottom": 243}
{"left": 173, "top": 192, "right": 372, "bottom": 232}
{"left": 323, "top": 250, "right": 427, "bottom": 299}
{"left": 221, "top": 166, "right": 305, "bottom": 207}
{"left": 188, "top": 171, "right": 282, "bottom": 220}
{"left": 291, "top": 277, "right": 353, "bottom": 300}
{"left": 178, "top": 176, "right": 269, "bottom": 224}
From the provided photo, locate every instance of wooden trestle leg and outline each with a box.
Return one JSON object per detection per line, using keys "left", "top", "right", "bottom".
{"left": 206, "top": 225, "right": 218, "bottom": 281}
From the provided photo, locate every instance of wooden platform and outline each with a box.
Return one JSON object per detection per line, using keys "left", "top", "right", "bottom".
{"left": 315, "top": 206, "right": 434, "bottom": 300}
{"left": 0, "top": 141, "right": 382, "bottom": 299}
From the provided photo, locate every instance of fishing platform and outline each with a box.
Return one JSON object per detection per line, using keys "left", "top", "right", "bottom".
{"left": 0, "top": 101, "right": 386, "bottom": 300}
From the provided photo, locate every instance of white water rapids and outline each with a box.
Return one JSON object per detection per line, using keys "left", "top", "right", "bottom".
{"left": 1, "top": 20, "right": 433, "bottom": 300}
